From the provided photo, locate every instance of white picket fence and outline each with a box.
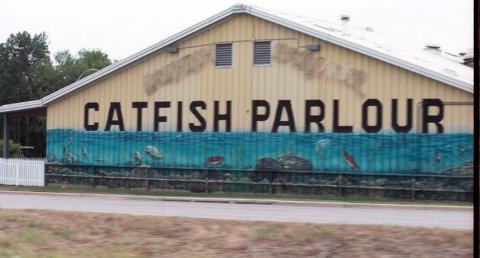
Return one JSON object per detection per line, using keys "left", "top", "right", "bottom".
{"left": 0, "top": 158, "right": 45, "bottom": 187}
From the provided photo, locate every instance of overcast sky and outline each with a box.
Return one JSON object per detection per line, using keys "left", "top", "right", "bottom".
{"left": 0, "top": 0, "right": 473, "bottom": 61}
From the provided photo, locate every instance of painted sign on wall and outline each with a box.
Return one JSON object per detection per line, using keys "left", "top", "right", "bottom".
{"left": 82, "top": 98, "right": 444, "bottom": 134}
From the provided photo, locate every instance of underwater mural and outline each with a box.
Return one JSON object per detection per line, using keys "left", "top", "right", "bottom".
{"left": 46, "top": 129, "right": 473, "bottom": 174}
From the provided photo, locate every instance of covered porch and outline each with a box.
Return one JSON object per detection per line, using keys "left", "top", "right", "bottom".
{"left": 0, "top": 100, "right": 46, "bottom": 158}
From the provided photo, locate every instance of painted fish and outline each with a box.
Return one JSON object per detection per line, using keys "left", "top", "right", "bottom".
{"left": 79, "top": 144, "right": 89, "bottom": 159}
{"left": 133, "top": 151, "right": 142, "bottom": 160}
{"left": 342, "top": 146, "right": 359, "bottom": 170}
{"left": 315, "top": 139, "right": 331, "bottom": 152}
{"left": 206, "top": 156, "right": 224, "bottom": 165}
{"left": 144, "top": 145, "right": 164, "bottom": 159}
{"left": 65, "top": 152, "right": 79, "bottom": 164}
{"left": 133, "top": 151, "right": 142, "bottom": 166}
{"left": 63, "top": 140, "right": 72, "bottom": 156}
{"left": 63, "top": 140, "right": 79, "bottom": 164}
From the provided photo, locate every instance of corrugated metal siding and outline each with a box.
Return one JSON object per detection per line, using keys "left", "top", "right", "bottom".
{"left": 45, "top": 14, "right": 473, "bottom": 173}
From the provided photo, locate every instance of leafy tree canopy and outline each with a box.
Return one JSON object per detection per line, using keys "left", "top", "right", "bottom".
{"left": 0, "top": 31, "right": 53, "bottom": 104}
{"left": 53, "top": 48, "right": 111, "bottom": 87}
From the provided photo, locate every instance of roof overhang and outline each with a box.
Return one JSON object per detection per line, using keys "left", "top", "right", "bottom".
{"left": 0, "top": 100, "right": 44, "bottom": 114}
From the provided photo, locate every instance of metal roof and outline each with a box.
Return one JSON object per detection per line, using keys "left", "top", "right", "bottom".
{"left": 0, "top": 4, "right": 472, "bottom": 114}
{"left": 0, "top": 100, "right": 43, "bottom": 113}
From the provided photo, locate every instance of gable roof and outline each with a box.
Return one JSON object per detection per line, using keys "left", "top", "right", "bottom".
{"left": 0, "top": 4, "right": 473, "bottom": 114}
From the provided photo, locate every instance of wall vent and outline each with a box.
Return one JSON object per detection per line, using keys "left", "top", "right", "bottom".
{"left": 215, "top": 43, "right": 233, "bottom": 67}
{"left": 253, "top": 41, "right": 271, "bottom": 65}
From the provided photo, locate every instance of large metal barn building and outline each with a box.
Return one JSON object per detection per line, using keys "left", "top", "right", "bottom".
{"left": 0, "top": 4, "right": 473, "bottom": 200}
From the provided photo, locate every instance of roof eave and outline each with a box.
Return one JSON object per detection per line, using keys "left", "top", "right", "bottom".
{"left": 0, "top": 100, "right": 44, "bottom": 113}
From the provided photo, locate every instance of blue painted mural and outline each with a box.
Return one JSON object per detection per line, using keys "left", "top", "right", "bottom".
{"left": 46, "top": 129, "right": 473, "bottom": 174}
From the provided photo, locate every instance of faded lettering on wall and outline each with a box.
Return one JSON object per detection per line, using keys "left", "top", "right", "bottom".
{"left": 273, "top": 43, "right": 366, "bottom": 95}
{"left": 143, "top": 47, "right": 214, "bottom": 95}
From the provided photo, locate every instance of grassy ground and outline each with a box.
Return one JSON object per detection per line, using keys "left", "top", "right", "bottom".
{"left": 0, "top": 185, "right": 472, "bottom": 206}
{"left": 0, "top": 208, "right": 472, "bottom": 258}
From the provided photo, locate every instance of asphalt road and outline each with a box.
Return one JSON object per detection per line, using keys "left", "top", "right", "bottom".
{"left": 0, "top": 192, "right": 472, "bottom": 229}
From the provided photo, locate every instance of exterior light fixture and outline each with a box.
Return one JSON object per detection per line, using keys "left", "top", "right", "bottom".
{"left": 166, "top": 47, "right": 179, "bottom": 53}
{"left": 307, "top": 44, "right": 320, "bottom": 51}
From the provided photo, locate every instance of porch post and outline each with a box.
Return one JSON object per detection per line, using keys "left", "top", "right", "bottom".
{"left": 3, "top": 113, "right": 8, "bottom": 158}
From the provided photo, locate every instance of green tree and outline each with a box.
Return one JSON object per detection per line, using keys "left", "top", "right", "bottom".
{"left": 0, "top": 32, "right": 112, "bottom": 104}
{"left": 53, "top": 48, "right": 111, "bottom": 87}
{"left": 0, "top": 31, "right": 54, "bottom": 105}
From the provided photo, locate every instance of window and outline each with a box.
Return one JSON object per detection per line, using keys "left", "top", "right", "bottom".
{"left": 215, "top": 43, "right": 233, "bottom": 67}
{"left": 253, "top": 41, "right": 271, "bottom": 65}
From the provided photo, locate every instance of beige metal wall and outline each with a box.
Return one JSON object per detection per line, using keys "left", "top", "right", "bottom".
{"left": 46, "top": 13, "right": 473, "bottom": 133}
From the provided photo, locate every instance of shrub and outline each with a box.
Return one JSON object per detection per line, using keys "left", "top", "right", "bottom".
{"left": 0, "top": 140, "right": 23, "bottom": 157}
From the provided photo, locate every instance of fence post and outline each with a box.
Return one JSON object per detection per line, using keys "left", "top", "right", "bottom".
{"left": 269, "top": 170, "right": 273, "bottom": 194}
{"left": 411, "top": 175, "right": 416, "bottom": 200}
{"left": 205, "top": 177, "right": 209, "bottom": 193}
{"left": 40, "top": 161, "right": 45, "bottom": 187}
{"left": 15, "top": 162, "right": 20, "bottom": 186}
{"left": 337, "top": 173, "right": 343, "bottom": 197}
{"left": 146, "top": 169, "right": 151, "bottom": 191}
{"left": 43, "top": 163, "right": 47, "bottom": 186}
